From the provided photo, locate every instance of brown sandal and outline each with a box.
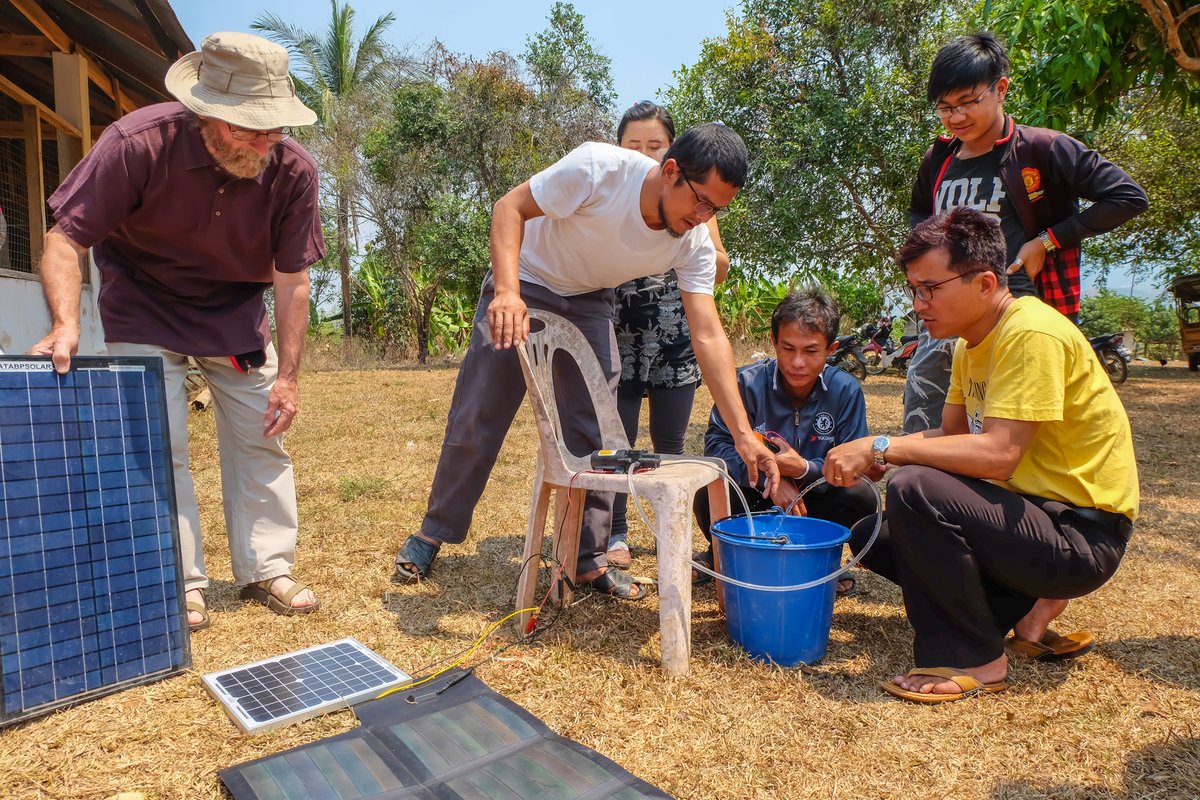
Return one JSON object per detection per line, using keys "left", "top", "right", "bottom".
{"left": 186, "top": 598, "right": 210, "bottom": 632}
{"left": 1005, "top": 629, "right": 1095, "bottom": 662}
{"left": 240, "top": 576, "right": 321, "bottom": 616}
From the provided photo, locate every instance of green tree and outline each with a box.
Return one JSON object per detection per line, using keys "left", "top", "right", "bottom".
{"left": 524, "top": 2, "right": 617, "bottom": 149}
{"left": 667, "top": 0, "right": 968, "bottom": 291}
{"left": 253, "top": 0, "right": 405, "bottom": 335}
{"left": 1079, "top": 289, "right": 1181, "bottom": 357}
{"left": 987, "top": 0, "right": 1200, "bottom": 131}
{"left": 1079, "top": 288, "right": 1149, "bottom": 336}
{"left": 357, "top": 5, "right": 615, "bottom": 361}
{"left": 1085, "top": 99, "right": 1200, "bottom": 284}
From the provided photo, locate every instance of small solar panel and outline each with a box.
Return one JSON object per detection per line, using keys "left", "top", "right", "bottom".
{"left": 0, "top": 355, "right": 188, "bottom": 728}
{"left": 203, "top": 638, "right": 412, "bottom": 734}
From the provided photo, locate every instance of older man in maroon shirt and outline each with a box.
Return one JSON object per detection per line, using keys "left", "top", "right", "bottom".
{"left": 31, "top": 32, "right": 325, "bottom": 631}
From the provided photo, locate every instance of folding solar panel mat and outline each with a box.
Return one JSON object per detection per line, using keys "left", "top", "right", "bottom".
{"left": 220, "top": 672, "right": 674, "bottom": 800}
{"left": 0, "top": 355, "right": 188, "bottom": 728}
{"left": 203, "top": 638, "right": 413, "bottom": 734}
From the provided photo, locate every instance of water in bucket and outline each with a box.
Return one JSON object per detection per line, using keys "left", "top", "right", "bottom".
{"left": 711, "top": 512, "right": 851, "bottom": 666}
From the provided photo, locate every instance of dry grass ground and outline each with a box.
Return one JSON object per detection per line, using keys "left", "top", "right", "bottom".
{"left": 1, "top": 360, "right": 1198, "bottom": 799}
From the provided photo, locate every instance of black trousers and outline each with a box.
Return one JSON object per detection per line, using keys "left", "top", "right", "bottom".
{"left": 866, "top": 466, "right": 1128, "bottom": 668}
{"left": 610, "top": 382, "right": 699, "bottom": 543}
{"left": 418, "top": 273, "right": 620, "bottom": 573}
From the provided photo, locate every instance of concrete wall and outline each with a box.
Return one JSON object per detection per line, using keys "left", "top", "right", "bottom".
{"left": 0, "top": 261, "right": 105, "bottom": 356}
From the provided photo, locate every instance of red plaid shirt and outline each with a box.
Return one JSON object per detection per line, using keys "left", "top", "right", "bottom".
{"left": 1036, "top": 242, "right": 1082, "bottom": 318}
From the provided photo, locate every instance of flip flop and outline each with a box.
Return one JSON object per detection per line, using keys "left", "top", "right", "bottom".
{"left": 240, "top": 576, "right": 321, "bottom": 616}
{"left": 881, "top": 667, "right": 1008, "bottom": 704}
{"left": 836, "top": 574, "right": 858, "bottom": 598}
{"left": 394, "top": 535, "right": 439, "bottom": 583}
{"left": 583, "top": 568, "right": 650, "bottom": 601}
{"left": 186, "top": 599, "right": 210, "bottom": 632}
{"left": 1005, "top": 629, "right": 1096, "bottom": 662}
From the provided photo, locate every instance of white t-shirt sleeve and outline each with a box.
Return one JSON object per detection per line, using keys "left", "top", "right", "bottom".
{"left": 672, "top": 226, "right": 718, "bottom": 295}
{"left": 529, "top": 143, "right": 597, "bottom": 220}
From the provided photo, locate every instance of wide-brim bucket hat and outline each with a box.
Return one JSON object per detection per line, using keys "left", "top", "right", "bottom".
{"left": 165, "top": 31, "right": 317, "bottom": 129}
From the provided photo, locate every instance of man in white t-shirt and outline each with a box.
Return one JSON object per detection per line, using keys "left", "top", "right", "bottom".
{"left": 394, "top": 123, "right": 779, "bottom": 599}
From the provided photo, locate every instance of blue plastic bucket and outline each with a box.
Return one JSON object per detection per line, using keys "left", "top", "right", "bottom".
{"left": 711, "top": 512, "right": 851, "bottom": 666}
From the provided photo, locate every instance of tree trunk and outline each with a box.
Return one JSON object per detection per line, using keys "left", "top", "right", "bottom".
{"left": 338, "top": 191, "right": 352, "bottom": 335}
{"left": 416, "top": 291, "right": 437, "bottom": 365}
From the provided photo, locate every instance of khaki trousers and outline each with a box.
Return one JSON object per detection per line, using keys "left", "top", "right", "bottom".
{"left": 106, "top": 342, "right": 299, "bottom": 590}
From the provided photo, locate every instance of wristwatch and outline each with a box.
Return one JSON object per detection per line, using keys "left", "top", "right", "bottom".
{"left": 872, "top": 435, "right": 890, "bottom": 466}
{"left": 1037, "top": 229, "right": 1058, "bottom": 254}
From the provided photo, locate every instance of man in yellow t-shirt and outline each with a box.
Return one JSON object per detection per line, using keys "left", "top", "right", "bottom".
{"left": 826, "top": 207, "right": 1136, "bottom": 704}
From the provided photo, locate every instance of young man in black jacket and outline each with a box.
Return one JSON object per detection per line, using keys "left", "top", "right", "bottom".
{"left": 902, "top": 32, "right": 1148, "bottom": 435}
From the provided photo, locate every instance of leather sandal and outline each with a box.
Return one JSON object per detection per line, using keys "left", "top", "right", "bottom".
{"left": 240, "top": 576, "right": 321, "bottom": 616}
{"left": 881, "top": 667, "right": 1008, "bottom": 704}
{"left": 584, "top": 568, "right": 649, "bottom": 601}
{"left": 1005, "top": 629, "right": 1096, "bottom": 662}
{"left": 186, "top": 592, "right": 210, "bottom": 632}
{"left": 394, "top": 535, "right": 439, "bottom": 583}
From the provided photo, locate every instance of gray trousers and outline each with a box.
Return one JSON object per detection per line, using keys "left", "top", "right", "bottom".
{"left": 107, "top": 341, "right": 299, "bottom": 591}
{"left": 902, "top": 321, "right": 956, "bottom": 434}
{"left": 419, "top": 273, "right": 620, "bottom": 573}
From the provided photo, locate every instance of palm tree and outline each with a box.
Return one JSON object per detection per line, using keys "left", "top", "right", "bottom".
{"left": 253, "top": 1, "right": 399, "bottom": 335}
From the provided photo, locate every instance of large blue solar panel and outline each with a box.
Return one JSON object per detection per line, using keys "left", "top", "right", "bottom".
{"left": 0, "top": 355, "right": 189, "bottom": 727}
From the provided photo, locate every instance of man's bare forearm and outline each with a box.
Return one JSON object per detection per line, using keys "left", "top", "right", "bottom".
{"left": 41, "top": 226, "right": 87, "bottom": 330}
{"left": 272, "top": 269, "right": 310, "bottom": 382}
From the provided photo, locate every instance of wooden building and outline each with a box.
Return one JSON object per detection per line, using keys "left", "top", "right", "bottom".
{"left": 0, "top": 0, "right": 193, "bottom": 354}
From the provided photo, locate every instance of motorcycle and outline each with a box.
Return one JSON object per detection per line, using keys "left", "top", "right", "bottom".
{"left": 826, "top": 330, "right": 868, "bottom": 381}
{"left": 861, "top": 315, "right": 919, "bottom": 375}
{"left": 1090, "top": 332, "right": 1131, "bottom": 384}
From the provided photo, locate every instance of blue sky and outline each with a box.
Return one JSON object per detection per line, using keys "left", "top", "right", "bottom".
{"left": 170, "top": 0, "right": 735, "bottom": 114}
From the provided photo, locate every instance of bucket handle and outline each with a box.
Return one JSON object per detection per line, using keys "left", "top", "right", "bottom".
{"left": 709, "top": 512, "right": 789, "bottom": 545}
{"left": 696, "top": 476, "right": 884, "bottom": 593}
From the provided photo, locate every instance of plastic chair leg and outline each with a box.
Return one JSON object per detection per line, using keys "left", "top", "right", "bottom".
{"left": 655, "top": 486, "right": 696, "bottom": 676}
{"left": 515, "top": 479, "right": 553, "bottom": 636}
{"left": 551, "top": 487, "right": 585, "bottom": 606}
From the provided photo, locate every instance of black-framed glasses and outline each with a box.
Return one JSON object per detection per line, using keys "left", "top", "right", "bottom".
{"left": 903, "top": 270, "right": 985, "bottom": 303}
{"left": 226, "top": 122, "right": 290, "bottom": 143}
{"left": 680, "top": 171, "right": 731, "bottom": 220}
{"left": 932, "top": 80, "right": 1000, "bottom": 119}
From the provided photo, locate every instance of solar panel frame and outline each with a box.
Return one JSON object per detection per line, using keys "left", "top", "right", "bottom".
{"left": 202, "top": 638, "right": 413, "bottom": 734}
{"left": 0, "top": 355, "right": 190, "bottom": 728}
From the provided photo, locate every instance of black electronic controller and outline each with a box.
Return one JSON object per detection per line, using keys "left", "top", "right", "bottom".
{"left": 589, "top": 449, "right": 662, "bottom": 472}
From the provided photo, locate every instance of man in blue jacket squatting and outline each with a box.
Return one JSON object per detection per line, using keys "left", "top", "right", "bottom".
{"left": 693, "top": 287, "right": 882, "bottom": 593}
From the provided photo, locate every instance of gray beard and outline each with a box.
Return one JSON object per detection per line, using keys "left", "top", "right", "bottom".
{"left": 657, "top": 197, "right": 682, "bottom": 239}
{"left": 199, "top": 120, "right": 271, "bottom": 179}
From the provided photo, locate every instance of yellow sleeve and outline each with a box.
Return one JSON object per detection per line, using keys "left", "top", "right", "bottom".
{"left": 984, "top": 330, "right": 1066, "bottom": 422}
{"left": 946, "top": 340, "right": 967, "bottom": 405}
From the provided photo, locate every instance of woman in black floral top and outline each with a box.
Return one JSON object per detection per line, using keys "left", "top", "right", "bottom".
{"left": 608, "top": 102, "right": 730, "bottom": 568}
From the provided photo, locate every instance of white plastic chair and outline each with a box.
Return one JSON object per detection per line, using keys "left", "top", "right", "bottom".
{"left": 513, "top": 309, "right": 728, "bottom": 675}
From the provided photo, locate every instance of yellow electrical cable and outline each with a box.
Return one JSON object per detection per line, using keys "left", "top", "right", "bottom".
{"left": 374, "top": 607, "right": 539, "bottom": 700}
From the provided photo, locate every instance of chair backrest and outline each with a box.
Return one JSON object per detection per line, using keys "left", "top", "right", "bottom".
{"left": 517, "top": 309, "right": 629, "bottom": 483}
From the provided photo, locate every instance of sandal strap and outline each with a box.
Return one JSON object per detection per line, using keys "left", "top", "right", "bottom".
{"left": 398, "top": 536, "right": 439, "bottom": 575}
{"left": 278, "top": 578, "right": 310, "bottom": 606}
{"left": 904, "top": 667, "right": 983, "bottom": 692}
{"left": 257, "top": 575, "right": 312, "bottom": 606}
{"left": 591, "top": 568, "right": 642, "bottom": 599}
